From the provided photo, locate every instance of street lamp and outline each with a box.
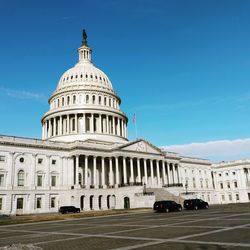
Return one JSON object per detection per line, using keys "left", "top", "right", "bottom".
{"left": 143, "top": 183, "right": 146, "bottom": 194}
{"left": 185, "top": 180, "right": 188, "bottom": 195}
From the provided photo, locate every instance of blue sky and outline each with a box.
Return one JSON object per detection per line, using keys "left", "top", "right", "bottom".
{"left": 1, "top": 0, "right": 250, "bottom": 161}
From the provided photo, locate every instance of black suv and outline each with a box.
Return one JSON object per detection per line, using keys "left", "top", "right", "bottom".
{"left": 59, "top": 206, "right": 80, "bottom": 214}
{"left": 153, "top": 200, "right": 182, "bottom": 213}
{"left": 183, "top": 199, "right": 209, "bottom": 210}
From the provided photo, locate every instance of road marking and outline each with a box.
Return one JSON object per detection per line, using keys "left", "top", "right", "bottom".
{"left": 175, "top": 222, "right": 250, "bottom": 240}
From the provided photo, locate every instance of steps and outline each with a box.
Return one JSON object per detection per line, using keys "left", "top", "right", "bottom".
{"left": 147, "top": 188, "right": 185, "bottom": 204}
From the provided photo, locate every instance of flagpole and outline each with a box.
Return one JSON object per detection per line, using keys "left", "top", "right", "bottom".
{"left": 133, "top": 113, "right": 138, "bottom": 139}
{"left": 135, "top": 117, "right": 138, "bottom": 139}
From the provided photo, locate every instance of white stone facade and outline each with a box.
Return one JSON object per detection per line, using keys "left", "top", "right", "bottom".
{"left": 212, "top": 160, "right": 250, "bottom": 204}
{"left": 0, "top": 31, "right": 248, "bottom": 215}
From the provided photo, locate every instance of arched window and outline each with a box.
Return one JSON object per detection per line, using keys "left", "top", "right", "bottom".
{"left": 17, "top": 170, "right": 24, "bottom": 186}
{"left": 92, "top": 95, "right": 95, "bottom": 104}
{"left": 73, "top": 95, "right": 76, "bottom": 104}
{"left": 57, "top": 99, "right": 60, "bottom": 107}
{"left": 86, "top": 95, "right": 89, "bottom": 104}
{"left": 62, "top": 97, "right": 64, "bottom": 106}
{"left": 98, "top": 96, "right": 101, "bottom": 105}
{"left": 67, "top": 96, "right": 70, "bottom": 105}
{"left": 104, "top": 97, "right": 106, "bottom": 105}
{"left": 109, "top": 99, "right": 111, "bottom": 106}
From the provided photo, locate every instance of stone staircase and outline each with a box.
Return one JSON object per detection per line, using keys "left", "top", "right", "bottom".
{"left": 147, "top": 188, "right": 185, "bottom": 204}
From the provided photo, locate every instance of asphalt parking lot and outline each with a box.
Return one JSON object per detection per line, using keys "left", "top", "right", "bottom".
{"left": 0, "top": 205, "right": 250, "bottom": 249}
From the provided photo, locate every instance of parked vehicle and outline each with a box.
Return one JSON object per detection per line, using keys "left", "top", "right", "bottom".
{"left": 183, "top": 199, "right": 209, "bottom": 210}
{"left": 59, "top": 206, "right": 80, "bottom": 214}
{"left": 153, "top": 200, "right": 182, "bottom": 213}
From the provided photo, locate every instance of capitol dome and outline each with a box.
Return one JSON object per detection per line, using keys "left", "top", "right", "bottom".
{"left": 41, "top": 30, "right": 128, "bottom": 143}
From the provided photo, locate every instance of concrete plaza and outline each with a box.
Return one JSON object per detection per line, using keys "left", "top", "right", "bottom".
{"left": 0, "top": 205, "right": 250, "bottom": 249}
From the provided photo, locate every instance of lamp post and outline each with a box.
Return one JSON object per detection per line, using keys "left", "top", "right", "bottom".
{"left": 185, "top": 180, "right": 188, "bottom": 195}
{"left": 143, "top": 183, "right": 146, "bottom": 194}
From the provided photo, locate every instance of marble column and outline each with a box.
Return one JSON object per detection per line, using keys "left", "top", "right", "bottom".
{"left": 101, "top": 157, "right": 105, "bottom": 188}
{"left": 75, "top": 155, "right": 79, "bottom": 186}
{"left": 106, "top": 115, "right": 109, "bottom": 134}
{"left": 67, "top": 115, "right": 70, "bottom": 134}
{"left": 150, "top": 159, "right": 154, "bottom": 186}
{"left": 75, "top": 114, "right": 78, "bottom": 133}
{"left": 83, "top": 114, "right": 86, "bottom": 133}
{"left": 93, "top": 156, "right": 97, "bottom": 187}
{"left": 130, "top": 158, "right": 134, "bottom": 184}
{"left": 123, "top": 157, "right": 127, "bottom": 184}
{"left": 162, "top": 161, "right": 166, "bottom": 185}
{"left": 118, "top": 118, "right": 121, "bottom": 136}
{"left": 137, "top": 158, "right": 141, "bottom": 183}
{"left": 91, "top": 113, "right": 94, "bottom": 133}
{"left": 156, "top": 160, "right": 160, "bottom": 186}
{"left": 84, "top": 156, "right": 88, "bottom": 188}
{"left": 167, "top": 163, "right": 171, "bottom": 185}
{"left": 115, "top": 157, "right": 119, "bottom": 187}
{"left": 59, "top": 116, "right": 62, "bottom": 135}
{"left": 143, "top": 159, "right": 148, "bottom": 185}
{"left": 109, "top": 157, "right": 113, "bottom": 186}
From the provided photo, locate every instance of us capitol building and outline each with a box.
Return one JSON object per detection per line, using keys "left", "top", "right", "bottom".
{"left": 0, "top": 31, "right": 249, "bottom": 215}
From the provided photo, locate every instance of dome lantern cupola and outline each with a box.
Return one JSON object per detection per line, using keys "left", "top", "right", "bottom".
{"left": 78, "top": 29, "right": 92, "bottom": 63}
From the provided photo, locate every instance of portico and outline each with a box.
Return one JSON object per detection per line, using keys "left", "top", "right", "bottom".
{"left": 71, "top": 140, "right": 183, "bottom": 190}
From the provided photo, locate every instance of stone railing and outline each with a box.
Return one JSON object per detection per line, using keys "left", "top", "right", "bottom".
{"left": 163, "top": 183, "right": 183, "bottom": 188}
{"left": 135, "top": 192, "right": 154, "bottom": 197}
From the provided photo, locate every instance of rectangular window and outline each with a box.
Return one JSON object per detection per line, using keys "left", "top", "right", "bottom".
{"left": 221, "top": 195, "right": 225, "bottom": 201}
{"left": 227, "top": 182, "right": 230, "bottom": 189}
{"left": 37, "top": 175, "right": 42, "bottom": 187}
{"left": 206, "top": 180, "right": 209, "bottom": 188}
{"left": 0, "top": 156, "right": 5, "bottom": 162}
{"left": 220, "top": 183, "right": 223, "bottom": 189}
{"left": 38, "top": 158, "right": 43, "bottom": 164}
{"left": 51, "top": 197, "right": 56, "bottom": 208}
{"left": 36, "top": 198, "right": 41, "bottom": 209}
{"left": 236, "top": 194, "right": 240, "bottom": 201}
{"left": 0, "top": 174, "right": 4, "bottom": 186}
{"left": 234, "top": 181, "right": 238, "bottom": 188}
{"left": 17, "top": 198, "right": 23, "bottom": 209}
{"left": 51, "top": 176, "right": 56, "bottom": 187}
{"left": 52, "top": 160, "right": 56, "bottom": 165}
{"left": 229, "top": 194, "right": 232, "bottom": 201}
{"left": 0, "top": 198, "right": 2, "bottom": 210}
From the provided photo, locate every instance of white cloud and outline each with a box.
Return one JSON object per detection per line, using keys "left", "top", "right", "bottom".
{"left": 161, "top": 138, "right": 250, "bottom": 163}
{"left": 0, "top": 87, "right": 46, "bottom": 101}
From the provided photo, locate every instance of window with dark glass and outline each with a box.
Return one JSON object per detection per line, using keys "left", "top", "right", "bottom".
{"left": 51, "top": 176, "right": 56, "bottom": 187}
{"left": 0, "top": 174, "right": 4, "bottom": 186}
{"left": 17, "top": 170, "right": 24, "bottom": 186}
{"left": 37, "top": 175, "right": 42, "bottom": 187}
{"left": 36, "top": 197, "right": 42, "bottom": 209}
{"left": 17, "top": 198, "right": 23, "bottom": 209}
{"left": 51, "top": 197, "right": 56, "bottom": 208}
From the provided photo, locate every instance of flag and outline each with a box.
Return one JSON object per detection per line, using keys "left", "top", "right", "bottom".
{"left": 132, "top": 113, "right": 136, "bottom": 125}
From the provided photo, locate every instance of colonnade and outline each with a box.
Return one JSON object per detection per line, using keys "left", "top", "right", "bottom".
{"left": 42, "top": 113, "right": 127, "bottom": 139}
{"left": 73, "top": 155, "right": 182, "bottom": 189}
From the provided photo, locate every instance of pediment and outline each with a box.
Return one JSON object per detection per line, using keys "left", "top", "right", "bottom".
{"left": 117, "top": 139, "right": 163, "bottom": 155}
